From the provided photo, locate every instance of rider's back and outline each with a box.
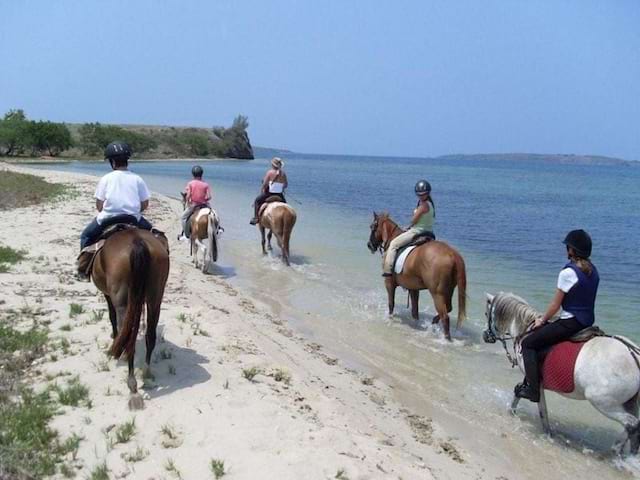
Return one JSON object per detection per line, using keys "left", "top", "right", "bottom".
{"left": 96, "top": 170, "right": 149, "bottom": 223}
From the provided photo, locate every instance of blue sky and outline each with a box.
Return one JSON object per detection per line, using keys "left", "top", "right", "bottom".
{"left": 1, "top": 1, "right": 639, "bottom": 159}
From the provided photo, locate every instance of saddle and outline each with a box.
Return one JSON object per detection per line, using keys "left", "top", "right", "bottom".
{"left": 77, "top": 218, "right": 167, "bottom": 279}
{"left": 537, "top": 326, "right": 606, "bottom": 393}
{"left": 258, "top": 195, "right": 286, "bottom": 221}
{"left": 392, "top": 232, "right": 436, "bottom": 274}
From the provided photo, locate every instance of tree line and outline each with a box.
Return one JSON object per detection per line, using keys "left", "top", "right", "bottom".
{"left": 0, "top": 110, "right": 72, "bottom": 157}
{"left": 0, "top": 109, "right": 253, "bottom": 159}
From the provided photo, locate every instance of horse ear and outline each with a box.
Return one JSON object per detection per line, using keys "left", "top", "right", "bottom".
{"left": 181, "top": 192, "right": 186, "bottom": 199}
{"left": 373, "top": 211, "right": 378, "bottom": 219}
{"left": 485, "top": 293, "right": 495, "bottom": 302}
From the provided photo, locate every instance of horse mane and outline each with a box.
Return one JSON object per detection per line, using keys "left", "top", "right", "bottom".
{"left": 492, "top": 292, "right": 540, "bottom": 334}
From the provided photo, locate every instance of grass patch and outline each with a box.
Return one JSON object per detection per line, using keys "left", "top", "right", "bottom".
{"left": 242, "top": 366, "right": 262, "bottom": 382}
{"left": 68, "top": 303, "right": 84, "bottom": 318}
{"left": 114, "top": 418, "right": 136, "bottom": 444}
{"left": 210, "top": 458, "right": 226, "bottom": 479}
{"left": 59, "top": 323, "right": 73, "bottom": 332}
{"left": 121, "top": 445, "right": 148, "bottom": 463}
{"left": 160, "top": 423, "right": 182, "bottom": 449}
{"left": 88, "top": 461, "right": 109, "bottom": 480}
{"left": 55, "top": 376, "right": 90, "bottom": 407}
{"left": 164, "top": 458, "right": 183, "bottom": 479}
{"left": 0, "top": 245, "right": 26, "bottom": 271}
{"left": 272, "top": 368, "right": 291, "bottom": 385}
{"left": 0, "top": 323, "right": 48, "bottom": 354}
{"left": 89, "top": 309, "right": 105, "bottom": 323}
{"left": 0, "top": 388, "right": 76, "bottom": 478}
{"left": 0, "top": 171, "right": 74, "bottom": 211}
{"left": 335, "top": 469, "right": 350, "bottom": 480}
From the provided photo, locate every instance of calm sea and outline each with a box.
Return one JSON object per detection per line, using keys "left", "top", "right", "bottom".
{"left": 34, "top": 155, "right": 640, "bottom": 473}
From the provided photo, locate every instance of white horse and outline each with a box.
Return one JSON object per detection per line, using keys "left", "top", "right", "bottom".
{"left": 191, "top": 207, "right": 221, "bottom": 272}
{"left": 483, "top": 292, "right": 640, "bottom": 454}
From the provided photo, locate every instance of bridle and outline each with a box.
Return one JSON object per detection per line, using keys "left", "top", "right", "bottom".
{"left": 370, "top": 217, "right": 402, "bottom": 254}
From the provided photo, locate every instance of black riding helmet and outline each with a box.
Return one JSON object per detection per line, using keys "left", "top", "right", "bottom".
{"left": 104, "top": 141, "right": 132, "bottom": 161}
{"left": 563, "top": 229, "right": 592, "bottom": 258}
{"left": 191, "top": 165, "right": 204, "bottom": 178}
{"left": 415, "top": 180, "right": 431, "bottom": 195}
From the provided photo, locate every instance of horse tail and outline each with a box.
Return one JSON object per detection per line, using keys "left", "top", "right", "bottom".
{"left": 454, "top": 251, "right": 467, "bottom": 329}
{"left": 207, "top": 211, "right": 217, "bottom": 263}
{"left": 110, "top": 237, "right": 150, "bottom": 360}
{"left": 282, "top": 209, "right": 296, "bottom": 265}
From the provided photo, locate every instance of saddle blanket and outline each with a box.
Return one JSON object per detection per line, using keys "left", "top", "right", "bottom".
{"left": 542, "top": 340, "right": 585, "bottom": 393}
{"left": 394, "top": 246, "right": 417, "bottom": 274}
{"left": 194, "top": 208, "right": 211, "bottom": 221}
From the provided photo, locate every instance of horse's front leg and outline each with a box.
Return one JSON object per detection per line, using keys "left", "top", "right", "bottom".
{"left": 385, "top": 278, "right": 396, "bottom": 316}
{"left": 538, "top": 389, "right": 552, "bottom": 435}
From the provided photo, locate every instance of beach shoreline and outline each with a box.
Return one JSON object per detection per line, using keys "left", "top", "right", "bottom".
{"left": 0, "top": 163, "right": 481, "bottom": 480}
{"left": 1, "top": 162, "right": 637, "bottom": 480}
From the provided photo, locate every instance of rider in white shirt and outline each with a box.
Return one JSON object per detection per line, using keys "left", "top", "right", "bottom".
{"left": 80, "top": 142, "right": 152, "bottom": 250}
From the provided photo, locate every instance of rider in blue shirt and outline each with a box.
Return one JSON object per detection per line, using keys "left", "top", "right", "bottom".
{"left": 515, "top": 229, "right": 599, "bottom": 402}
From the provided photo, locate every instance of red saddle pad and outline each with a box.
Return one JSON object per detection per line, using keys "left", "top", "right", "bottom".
{"left": 541, "top": 341, "right": 585, "bottom": 393}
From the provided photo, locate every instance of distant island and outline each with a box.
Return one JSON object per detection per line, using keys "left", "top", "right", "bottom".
{"left": 0, "top": 109, "right": 254, "bottom": 160}
{"left": 435, "top": 153, "right": 636, "bottom": 166}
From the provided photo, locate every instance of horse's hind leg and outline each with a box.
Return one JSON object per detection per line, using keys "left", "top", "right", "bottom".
{"left": 143, "top": 299, "right": 160, "bottom": 380}
{"left": 105, "top": 295, "right": 117, "bottom": 339}
{"left": 591, "top": 398, "right": 640, "bottom": 454}
{"left": 267, "top": 231, "right": 274, "bottom": 251}
{"left": 260, "top": 226, "right": 267, "bottom": 254}
{"left": 433, "top": 293, "right": 451, "bottom": 340}
{"left": 409, "top": 290, "right": 419, "bottom": 323}
{"left": 624, "top": 394, "right": 640, "bottom": 454}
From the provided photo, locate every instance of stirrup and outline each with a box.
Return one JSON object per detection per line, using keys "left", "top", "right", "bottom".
{"left": 514, "top": 381, "right": 540, "bottom": 403}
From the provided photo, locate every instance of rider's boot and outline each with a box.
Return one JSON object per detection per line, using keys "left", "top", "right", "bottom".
{"left": 514, "top": 379, "right": 540, "bottom": 403}
{"left": 75, "top": 252, "right": 92, "bottom": 282}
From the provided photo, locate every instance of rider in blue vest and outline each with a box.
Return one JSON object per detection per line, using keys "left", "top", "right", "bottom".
{"left": 515, "top": 229, "right": 599, "bottom": 402}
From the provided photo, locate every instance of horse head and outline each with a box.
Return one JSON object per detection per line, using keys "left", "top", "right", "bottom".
{"left": 368, "top": 212, "right": 400, "bottom": 253}
{"left": 483, "top": 292, "right": 538, "bottom": 345}
{"left": 483, "top": 293, "right": 497, "bottom": 343}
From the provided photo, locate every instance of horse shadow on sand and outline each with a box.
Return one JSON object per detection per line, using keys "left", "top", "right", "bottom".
{"left": 117, "top": 324, "right": 211, "bottom": 400}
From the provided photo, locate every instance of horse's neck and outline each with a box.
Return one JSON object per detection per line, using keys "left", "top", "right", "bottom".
{"left": 509, "top": 303, "right": 539, "bottom": 337}
{"left": 384, "top": 219, "right": 404, "bottom": 243}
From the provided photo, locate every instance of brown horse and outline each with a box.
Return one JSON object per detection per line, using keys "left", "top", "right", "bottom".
{"left": 91, "top": 228, "right": 170, "bottom": 409}
{"left": 258, "top": 201, "right": 297, "bottom": 266}
{"left": 181, "top": 193, "right": 220, "bottom": 272}
{"left": 367, "top": 212, "right": 466, "bottom": 340}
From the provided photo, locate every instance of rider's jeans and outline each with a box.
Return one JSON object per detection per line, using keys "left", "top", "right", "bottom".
{"left": 520, "top": 317, "right": 584, "bottom": 392}
{"left": 383, "top": 227, "right": 422, "bottom": 274}
{"left": 80, "top": 216, "right": 152, "bottom": 250}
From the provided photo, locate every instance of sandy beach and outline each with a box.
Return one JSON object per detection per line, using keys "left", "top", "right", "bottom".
{"left": 0, "top": 163, "right": 488, "bottom": 480}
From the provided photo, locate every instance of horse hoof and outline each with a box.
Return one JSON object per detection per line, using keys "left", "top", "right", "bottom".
{"left": 128, "top": 393, "right": 145, "bottom": 411}
{"left": 432, "top": 315, "right": 440, "bottom": 325}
